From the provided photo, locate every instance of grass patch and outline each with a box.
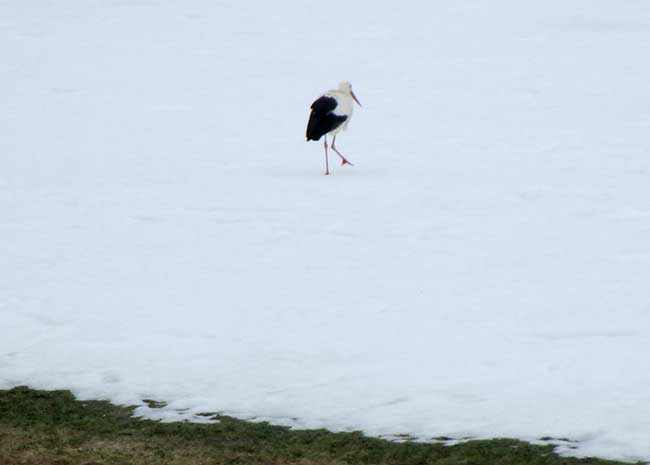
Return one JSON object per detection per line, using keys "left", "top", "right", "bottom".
{"left": 0, "top": 386, "right": 637, "bottom": 465}
{"left": 142, "top": 399, "right": 168, "bottom": 409}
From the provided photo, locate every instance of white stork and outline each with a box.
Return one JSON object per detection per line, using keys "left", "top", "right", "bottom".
{"left": 306, "top": 81, "right": 362, "bottom": 175}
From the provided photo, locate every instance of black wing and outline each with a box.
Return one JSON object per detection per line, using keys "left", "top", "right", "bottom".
{"left": 306, "top": 96, "right": 348, "bottom": 141}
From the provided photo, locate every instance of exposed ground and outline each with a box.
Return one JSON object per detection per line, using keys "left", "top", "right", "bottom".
{"left": 0, "top": 387, "right": 637, "bottom": 465}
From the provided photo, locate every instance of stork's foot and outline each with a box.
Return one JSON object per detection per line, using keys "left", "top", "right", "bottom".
{"left": 341, "top": 158, "right": 354, "bottom": 166}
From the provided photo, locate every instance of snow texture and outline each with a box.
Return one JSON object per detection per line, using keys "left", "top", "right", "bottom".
{"left": 2, "top": 1, "right": 650, "bottom": 462}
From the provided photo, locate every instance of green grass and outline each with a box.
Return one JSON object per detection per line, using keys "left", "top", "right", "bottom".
{"left": 0, "top": 386, "right": 637, "bottom": 465}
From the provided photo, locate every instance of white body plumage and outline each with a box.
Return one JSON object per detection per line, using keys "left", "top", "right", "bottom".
{"left": 322, "top": 86, "right": 355, "bottom": 136}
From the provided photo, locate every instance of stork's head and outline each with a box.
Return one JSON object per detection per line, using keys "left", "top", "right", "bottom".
{"left": 338, "top": 81, "right": 362, "bottom": 106}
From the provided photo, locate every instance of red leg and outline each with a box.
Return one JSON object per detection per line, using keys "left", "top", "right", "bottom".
{"left": 323, "top": 135, "right": 330, "bottom": 175}
{"left": 331, "top": 136, "right": 354, "bottom": 166}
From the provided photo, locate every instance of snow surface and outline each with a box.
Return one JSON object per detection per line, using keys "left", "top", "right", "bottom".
{"left": 2, "top": 0, "right": 650, "bottom": 461}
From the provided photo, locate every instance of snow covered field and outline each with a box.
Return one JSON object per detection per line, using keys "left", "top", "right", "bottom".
{"left": 2, "top": 0, "right": 650, "bottom": 461}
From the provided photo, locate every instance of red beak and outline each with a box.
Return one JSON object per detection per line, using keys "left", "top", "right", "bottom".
{"left": 351, "top": 90, "right": 362, "bottom": 107}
